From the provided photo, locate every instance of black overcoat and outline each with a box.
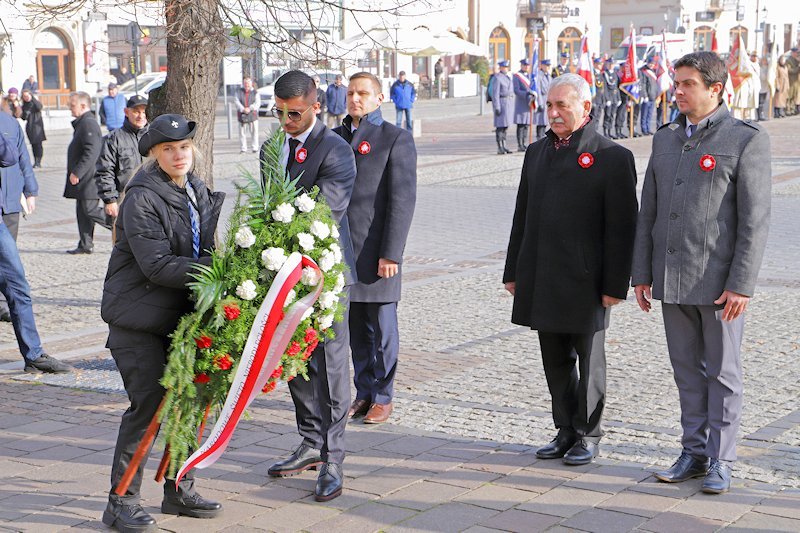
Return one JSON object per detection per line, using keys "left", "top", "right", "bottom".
{"left": 260, "top": 118, "right": 358, "bottom": 284}
{"left": 101, "top": 165, "right": 224, "bottom": 336}
{"left": 334, "top": 108, "right": 417, "bottom": 303}
{"left": 20, "top": 98, "right": 46, "bottom": 144}
{"left": 503, "top": 123, "right": 638, "bottom": 334}
{"left": 64, "top": 111, "right": 103, "bottom": 200}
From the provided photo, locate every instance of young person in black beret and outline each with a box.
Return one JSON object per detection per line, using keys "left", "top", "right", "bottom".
{"left": 100, "top": 114, "right": 225, "bottom": 533}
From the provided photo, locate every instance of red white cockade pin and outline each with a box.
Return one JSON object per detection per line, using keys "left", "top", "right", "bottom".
{"left": 295, "top": 147, "right": 308, "bottom": 164}
{"left": 358, "top": 141, "right": 371, "bottom": 155}
{"left": 578, "top": 152, "right": 594, "bottom": 169}
{"left": 699, "top": 154, "right": 716, "bottom": 172}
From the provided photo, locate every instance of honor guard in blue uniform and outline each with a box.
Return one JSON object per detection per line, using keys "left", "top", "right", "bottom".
{"left": 512, "top": 59, "right": 536, "bottom": 151}
{"left": 491, "top": 59, "right": 514, "bottom": 154}
{"left": 533, "top": 59, "right": 552, "bottom": 140}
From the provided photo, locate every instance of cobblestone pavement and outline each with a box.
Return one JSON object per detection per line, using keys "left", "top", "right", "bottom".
{"left": 1, "top": 102, "right": 799, "bottom": 532}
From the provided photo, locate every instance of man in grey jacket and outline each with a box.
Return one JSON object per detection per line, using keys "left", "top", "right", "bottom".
{"left": 632, "top": 52, "right": 771, "bottom": 494}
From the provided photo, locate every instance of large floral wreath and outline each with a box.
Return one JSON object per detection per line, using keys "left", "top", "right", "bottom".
{"left": 157, "top": 129, "right": 347, "bottom": 478}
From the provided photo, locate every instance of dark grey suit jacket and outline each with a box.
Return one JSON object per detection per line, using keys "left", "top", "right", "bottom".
{"left": 334, "top": 108, "right": 417, "bottom": 303}
{"left": 260, "top": 118, "right": 358, "bottom": 285}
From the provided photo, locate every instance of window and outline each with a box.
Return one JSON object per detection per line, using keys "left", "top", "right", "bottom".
{"left": 557, "top": 27, "right": 583, "bottom": 63}
{"left": 524, "top": 30, "right": 544, "bottom": 61}
{"left": 35, "top": 28, "right": 73, "bottom": 95}
{"left": 610, "top": 28, "right": 624, "bottom": 49}
{"left": 694, "top": 26, "right": 713, "bottom": 52}
{"left": 730, "top": 26, "right": 748, "bottom": 49}
{"left": 489, "top": 26, "right": 510, "bottom": 65}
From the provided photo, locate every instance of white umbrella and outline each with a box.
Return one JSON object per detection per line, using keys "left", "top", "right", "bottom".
{"left": 420, "top": 32, "right": 486, "bottom": 56}
{"left": 340, "top": 26, "right": 436, "bottom": 54}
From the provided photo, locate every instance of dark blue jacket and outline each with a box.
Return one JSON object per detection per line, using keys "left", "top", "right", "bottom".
{"left": 390, "top": 80, "right": 416, "bottom": 109}
{"left": 325, "top": 84, "right": 347, "bottom": 115}
{"left": 0, "top": 111, "right": 37, "bottom": 216}
{"left": 334, "top": 108, "right": 417, "bottom": 302}
{"left": 100, "top": 94, "right": 126, "bottom": 130}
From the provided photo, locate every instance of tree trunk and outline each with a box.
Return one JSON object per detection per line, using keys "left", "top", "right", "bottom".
{"left": 154, "top": 0, "right": 225, "bottom": 187}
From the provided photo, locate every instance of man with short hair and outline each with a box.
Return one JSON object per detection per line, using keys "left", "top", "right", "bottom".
{"left": 592, "top": 58, "right": 606, "bottom": 134}
{"left": 552, "top": 52, "right": 571, "bottom": 77}
{"left": 390, "top": 71, "right": 416, "bottom": 131}
{"left": 333, "top": 72, "right": 417, "bottom": 426}
{"left": 64, "top": 91, "right": 110, "bottom": 254}
{"left": 0, "top": 115, "right": 71, "bottom": 373}
{"left": 96, "top": 95, "right": 148, "bottom": 243}
{"left": 234, "top": 76, "right": 260, "bottom": 153}
{"left": 325, "top": 75, "right": 347, "bottom": 128}
{"left": 116, "top": 66, "right": 133, "bottom": 85}
{"left": 639, "top": 58, "right": 659, "bottom": 135}
{"left": 603, "top": 59, "right": 621, "bottom": 138}
{"left": 504, "top": 73, "right": 637, "bottom": 466}
{"left": 262, "top": 70, "right": 356, "bottom": 503}
{"left": 21, "top": 75, "right": 38, "bottom": 95}
{"left": 633, "top": 51, "right": 771, "bottom": 494}
{"left": 100, "top": 83, "right": 126, "bottom": 132}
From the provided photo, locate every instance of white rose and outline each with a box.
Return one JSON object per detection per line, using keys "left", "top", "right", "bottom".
{"left": 318, "top": 313, "right": 335, "bottom": 330}
{"left": 330, "top": 223, "right": 340, "bottom": 239}
{"left": 235, "top": 280, "right": 258, "bottom": 301}
{"left": 328, "top": 243, "right": 342, "bottom": 263}
{"left": 294, "top": 193, "right": 316, "bottom": 213}
{"left": 261, "top": 247, "right": 287, "bottom": 271}
{"left": 317, "top": 291, "right": 338, "bottom": 310}
{"left": 284, "top": 289, "right": 297, "bottom": 307}
{"left": 271, "top": 202, "right": 295, "bottom": 223}
{"left": 318, "top": 250, "right": 336, "bottom": 272}
{"left": 301, "top": 307, "right": 314, "bottom": 321}
{"left": 310, "top": 220, "right": 331, "bottom": 240}
{"left": 296, "top": 232, "right": 315, "bottom": 251}
{"left": 234, "top": 226, "right": 256, "bottom": 248}
{"left": 333, "top": 272, "right": 345, "bottom": 293}
{"left": 301, "top": 266, "right": 321, "bottom": 286}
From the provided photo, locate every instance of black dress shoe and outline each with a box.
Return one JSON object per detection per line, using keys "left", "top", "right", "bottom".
{"left": 315, "top": 462, "right": 343, "bottom": 502}
{"left": 102, "top": 499, "right": 157, "bottom": 532}
{"left": 268, "top": 443, "right": 323, "bottom": 477}
{"left": 701, "top": 459, "right": 732, "bottom": 494}
{"left": 536, "top": 432, "right": 577, "bottom": 459}
{"left": 66, "top": 247, "right": 93, "bottom": 255}
{"left": 563, "top": 439, "right": 599, "bottom": 465}
{"left": 161, "top": 486, "right": 222, "bottom": 518}
{"left": 0, "top": 309, "right": 10, "bottom": 322}
{"left": 654, "top": 452, "right": 709, "bottom": 483}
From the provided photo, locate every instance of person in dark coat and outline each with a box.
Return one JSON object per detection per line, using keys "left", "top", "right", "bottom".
{"left": 602, "top": 59, "right": 621, "bottom": 138}
{"left": 100, "top": 114, "right": 224, "bottom": 532}
{"left": 21, "top": 75, "right": 39, "bottom": 94}
{"left": 512, "top": 59, "right": 536, "bottom": 151}
{"left": 325, "top": 75, "right": 347, "bottom": 128}
{"left": 96, "top": 95, "right": 148, "bottom": 243}
{"left": 64, "top": 91, "right": 111, "bottom": 254}
{"left": 19, "top": 89, "right": 46, "bottom": 168}
{"left": 332, "top": 72, "right": 417, "bottom": 425}
{"left": 100, "top": 83, "right": 127, "bottom": 132}
{"left": 389, "top": 71, "right": 416, "bottom": 131}
{"left": 491, "top": 60, "right": 514, "bottom": 154}
{"left": 314, "top": 75, "right": 327, "bottom": 125}
{"left": 592, "top": 58, "right": 606, "bottom": 134}
{"left": 533, "top": 60, "right": 552, "bottom": 140}
{"left": 639, "top": 59, "right": 659, "bottom": 135}
{"left": 261, "top": 70, "right": 357, "bottom": 503}
{"left": 503, "top": 74, "right": 638, "bottom": 466}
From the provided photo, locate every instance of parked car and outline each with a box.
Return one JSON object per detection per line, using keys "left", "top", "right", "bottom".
{"left": 96, "top": 72, "right": 166, "bottom": 101}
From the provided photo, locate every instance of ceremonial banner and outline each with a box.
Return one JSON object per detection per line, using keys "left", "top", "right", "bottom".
{"left": 619, "top": 27, "right": 640, "bottom": 102}
{"left": 577, "top": 34, "right": 595, "bottom": 96}
{"left": 656, "top": 31, "right": 673, "bottom": 94}
{"left": 727, "top": 34, "right": 751, "bottom": 90}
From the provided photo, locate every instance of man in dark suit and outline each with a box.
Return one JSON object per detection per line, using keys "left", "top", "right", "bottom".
{"left": 332, "top": 72, "right": 417, "bottom": 425}
{"left": 503, "top": 73, "right": 638, "bottom": 466}
{"left": 64, "top": 91, "right": 110, "bottom": 254}
{"left": 260, "top": 70, "right": 357, "bottom": 503}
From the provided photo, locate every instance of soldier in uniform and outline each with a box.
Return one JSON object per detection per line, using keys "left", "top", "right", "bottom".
{"left": 592, "top": 58, "right": 606, "bottom": 134}
{"left": 512, "top": 59, "right": 536, "bottom": 151}
{"left": 603, "top": 58, "right": 621, "bottom": 138}
{"left": 552, "top": 52, "right": 571, "bottom": 77}
{"left": 784, "top": 48, "right": 800, "bottom": 115}
{"left": 491, "top": 59, "right": 514, "bottom": 154}
{"left": 533, "top": 59, "right": 552, "bottom": 141}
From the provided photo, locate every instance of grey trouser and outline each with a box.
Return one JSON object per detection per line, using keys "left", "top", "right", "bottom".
{"left": 662, "top": 303, "right": 745, "bottom": 462}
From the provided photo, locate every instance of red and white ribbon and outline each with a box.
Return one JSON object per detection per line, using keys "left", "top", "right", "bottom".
{"left": 175, "top": 252, "right": 323, "bottom": 485}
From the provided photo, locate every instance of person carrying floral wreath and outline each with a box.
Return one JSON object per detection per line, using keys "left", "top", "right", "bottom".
{"left": 100, "top": 113, "right": 225, "bottom": 533}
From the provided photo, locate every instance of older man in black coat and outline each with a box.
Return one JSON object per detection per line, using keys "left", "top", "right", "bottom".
{"left": 333, "top": 72, "right": 417, "bottom": 425}
{"left": 64, "top": 91, "right": 110, "bottom": 254}
{"left": 260, "top": 71, "right": 357, "bottom": 503}
{"left": 503, "top": 73, "right": 638, "bottom": 465}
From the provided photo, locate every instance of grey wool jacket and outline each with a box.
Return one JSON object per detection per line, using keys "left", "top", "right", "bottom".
{"left": 631, "top": 103, "right": 771, "bottom": 304}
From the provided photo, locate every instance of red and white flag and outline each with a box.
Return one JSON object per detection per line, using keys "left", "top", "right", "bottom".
{"left": 655, "top": 31, "right": 673, "bottom": 94}
{"left": 726, "top": 33, "right": 751, "bottom": 90}
{"left": 576, "top": 33, "right": 595, "bottom": 96}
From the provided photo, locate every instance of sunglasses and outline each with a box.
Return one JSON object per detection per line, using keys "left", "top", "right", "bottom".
{"left": 271, "top": 105, "right": 314, "bottom": 122}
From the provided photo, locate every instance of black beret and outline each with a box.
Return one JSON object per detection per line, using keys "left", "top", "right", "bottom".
{"left": 138, "top": 114, "right": 196, "bottom": 156}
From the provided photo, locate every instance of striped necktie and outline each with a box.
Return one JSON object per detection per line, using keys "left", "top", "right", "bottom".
{"left": 185, "top": 181, "right": 201, "bottom": 259}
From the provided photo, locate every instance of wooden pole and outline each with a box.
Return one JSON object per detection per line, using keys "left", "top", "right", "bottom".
{"left": 629, "top": 103, "right": 634, "bottom": 139}
{"left": 769, "top": 91, "right": 773, "bottom": 119}
{"left": 529, "top": 103, "right": 535, "bottom": 145}
{"left": 662, "top": 94, "right": 668, "bottom": 125}
{"left": 154, "top": 402, "right": 211, "bottom": 483}
{"left": 114, "top": 396, "right": 167, "bottom": 496}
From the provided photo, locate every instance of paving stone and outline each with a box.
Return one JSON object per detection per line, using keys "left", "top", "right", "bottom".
{"left": 597, "top": 489, "right": 681, "bottom": 518}
{"left": 234, "top": 501, "right": 338, "bottom": 532}
{"left": 639, "top": 511, "right": 726, "bottom": 533}
{"left": 380, "top": 481, "right": 469, "bottom": 511}
{"left": 306, "top": 501, "right": 417, "bottom": 532}
{"left": 374, "top": 435, "right": 450, "bottom": 456}
{"left": 429, "top": 467, "right": 502, "bottom": 489}
{"left": 493, "top": 468, "right": 565, "bottom": 494}
{"left": 516, "top": 486, "right": 612, "bottom": 518}
{"left": 344, "top": 450, "right": 409, "bottom": 478}
{"left": 561, "top": 507, "right": 648, "bottom": 533}
{"left": 753, "top": 494, "right": 800, "bottom": 519}
{"left": 156, "top": 499, "right": 274, "bottom": 532}
{"left": 298, "top": 488, "right": 379, "bottom": 511}
{"left": 461, "top": 451, "right": 538, "bottom": 475}
{"left": 564, "top": 464, "right": 653, "bottom": 494}
{"left": 454, "top": 483, "right": 538, "bottom": 511}
{"left": 4, "top": 510, "right": 88, "bottom": 532}
{"left": 389, "top": 502, "right": 499, "bottom": 532}
{"left": 478, "top": 508, "right": 562, "bottom": 532}
{"left": 725, "top": 510, "right": 800, "bottom": 532}
{"left": 391, "top": 452, "right": 464, "bottom": 474}
{"left": 628, "top": 476, "right": 705, "bottom": 499}
{"left": 669, "top": 490, "right": 768, "bottom": 522}
{"left": 235, "top": 482, "right": 314, "bottom": 509}
{"left": 347, "top": 467, "right": 433, "bottom": 496}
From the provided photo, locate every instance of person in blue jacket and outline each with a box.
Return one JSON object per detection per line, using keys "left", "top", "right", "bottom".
{"left": 325, "top": 75, "right": 347, "bottom": 128}
{"left": 389, "top": 71, "right": 416, "bottom": 131}
{"left": 100, "top": 83, "right": 126, "bottom": 131}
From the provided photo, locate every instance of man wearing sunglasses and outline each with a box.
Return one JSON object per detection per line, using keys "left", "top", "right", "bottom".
{"left": 260, "top": 70, "right": 357, "bottom": 503}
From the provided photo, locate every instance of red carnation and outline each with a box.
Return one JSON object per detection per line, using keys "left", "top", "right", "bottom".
{"left": 303, "top": 339, "right": 319, "bottom": 361}
{"left": 262, "top": 381, "right": 276, "bottom": 393}
{"left": 195, "top": 335, "right": 213, "bottom": 349}
{"left": 223, "top": 303, "right": 241, "bottom": 320}
{"left": 287, "top": 341, "right": 302, "bottom": 357}
{"left": 304, "top": 328, "right": 318, "bottom": 343}
{"left": 193, "top": 373, "right": 210, "bottom": 384}
{"left": 271, "top": 365, "right": 283, "bottom": 379}
{"left": 215, "top": 354, "right": 233, "bottom": 371}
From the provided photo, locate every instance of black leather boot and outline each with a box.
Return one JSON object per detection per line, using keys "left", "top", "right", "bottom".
{"left": 102, "top": 499, "right": 157, "bottom": 532}
{"left": 268, "top": 442, "right": 323, "bottom": 477}
{"left": 161, "top": 481, "right": 222, "bottom": 518}
{"left": 496, "top": 130, "right": 505, "bottom": 154}
{"left": 501, "top": 129, "right": 513, "bottom": 153}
